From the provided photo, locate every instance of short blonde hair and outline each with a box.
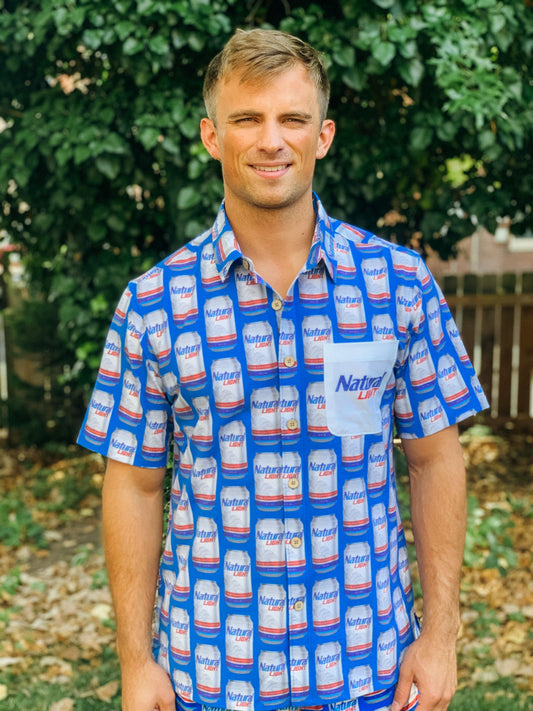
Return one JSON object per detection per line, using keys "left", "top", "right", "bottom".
{"left": 203, "top": 28, "right": 330, "bottom": 123}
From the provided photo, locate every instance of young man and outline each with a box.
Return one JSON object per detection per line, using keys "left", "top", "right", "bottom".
{"left": 78, "top": 28, "right": 488, "bottom": 711}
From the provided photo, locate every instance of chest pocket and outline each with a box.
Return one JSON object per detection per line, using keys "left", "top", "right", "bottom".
{"left": 323, "top": 341, "right": 399, "bottom": 436}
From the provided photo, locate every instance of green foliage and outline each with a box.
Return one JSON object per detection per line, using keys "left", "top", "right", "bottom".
{"left": 464, "top": 495, "right": 517, "bottom": 575}
{"left": 0, "top": 491, "right": 46, "bottom": 548}
{"left": 0, "top": 0, "right": 531, "bottom": 405}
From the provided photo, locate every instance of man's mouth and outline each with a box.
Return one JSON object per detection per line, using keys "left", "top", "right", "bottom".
{"left": 252, "top": 164, "right": 290, "bottom": 173}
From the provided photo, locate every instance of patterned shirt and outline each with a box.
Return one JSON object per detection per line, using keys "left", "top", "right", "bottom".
{"left": 78, "top": 195, "right": 488, "bottom": 711}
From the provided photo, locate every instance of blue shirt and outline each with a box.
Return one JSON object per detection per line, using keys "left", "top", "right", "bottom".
{"left": 78, "top": 195, "right": 488, "bottom": 711}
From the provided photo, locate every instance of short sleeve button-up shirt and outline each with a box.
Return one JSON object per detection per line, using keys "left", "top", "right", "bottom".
{"left": 78, "top": 195, "right": 488, "bottom": 711}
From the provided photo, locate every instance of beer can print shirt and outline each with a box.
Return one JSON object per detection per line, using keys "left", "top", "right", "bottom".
{"left": 78, "top": 195, "right": 488, "bottom": 711}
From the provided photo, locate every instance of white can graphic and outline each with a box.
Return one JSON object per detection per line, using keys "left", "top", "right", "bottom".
{"left": 161, "top": 569, "right": 176, "bottom": 627}
{"left": 279, "top": 319, "right": 297, "bottom": 379}
{"left": 179, "top": 441, "right": 193, "bottom": 479}
{"left": 193, "top": 579, "right": 220, "bottom": 638}
{"left": 176, "top": 331, "right": 207, "bottom": 391}
{"left": 170, "top": 274, "right": 198, "bottom": 328}
{"left": 200, "top": 243, "right": 223, "bottom": 293}
{"left": 285, "top": 518, "right": 305, "bottom": 577}
{"left": 172, "top": 486, "right": 194, "bottom": 539}
{"left": 362, "top": 256, "right": 390, "bottom": 308}
{"left": 226, "top": 680, "right": 254, "bottom": 711}
{"left": 85, "top": 390, "right": 114, "bottom": 446}
{"left": 306, "top": 381, "right": 332, "bottom": 442}
{"left": 390, "top": 521, "right": 398, "bottom": 581}
{"left": 341, "top": 434, "right": 365, "bottom": 472}
{"left": 372, "top": 313, "right": 396, "bottom": 341}
{"left": 221, "top": 486, "right": 250, "bottom": 543}
{"left": 107, "top": 428, "right": 137, "bottom": 464}
{"left": 162, "top": 526, "right": 173, "bottom": 567}
{"left": 334, "top": 284, "right": 366, "bottom": 339}
{"left": 224, "top": 550, "right": 252, "bottom": 608}
{"left": 97, "top": 329, "right": 122, "bottom": 386}
{"left": 437, "top": 353, "right": 469, "bottom": 409}
{"left": 446, "top": 319, "right": 471, "bottom": 365}
{"left": 398, "top": 544, "right": 413, "bottom": 602}
{"left": 145, "top": 309, "right": 172, "bottom": 367}
{"left": 235, "top": 266, "right": 268, "bottom": 315}
{"left": 256, "top": 519, "right": 285, "bottom": 577}
{"left": 288, "top": 583, "right": 307, "bottom": 638}
{"left": 158, "top": 630, "right": 170, "bottom": 673}
{"left": 251, "top": 387, "right": 280, "bottom": 446}
{"left": 191, "top": 396, "right": 213, "bottom": 451}
{"left": 281, "top": 451, "right": 303, "bottom": 511}
{"left": 290, "top": 645, "right": 310, "bottom": 703}
{"left": 311, "top": 515, "right": 339, "bottom": 573}
{"left": 142, "top": 409, "right": 168, "bottom": 462}
{"left": 394, "top": 377, "right": 414, "bottom": 428}
{"left": 308, "top": 449, "right": 337, "bottom": 508}
{"left": 377, "top": 628, "right": 397, "bottom": 683}
{"left": 219, "top": 420, "right": 247, "bottom": 479}
{"left": 312, "top": 578, "right": 340, "bottom": 636}
{"left": 125, "top": 310, "right": 144, "bottom": 369}
{"left": 190, "top": 457, "right": 217, "bottom": 510}
{"left": 372, "top": 503, "right": 389, "bottom": 562}
{"left": 192, "top": 517, "right": 219, "bottom": 573}
{"left": 348, "top": 664, "right": 373, "bottom": 697}
{"left": 195, "top": 643, "right": 221, "bottom": 703}
{"left": 418, "top": 395, "right": 449, "bottom": 432}
{"left": 258, "top": 583, "right": 287, "bottom": 644}
{"left": 243, "top": 321, "right": 277, "bottom": 381}
{"left": 226, "top": 614, "right": 253, "bottom": 673}
{"left": 342, "top": 477, "right": 369, "bottom": 535}
{"left": 174, "top": 392, "right": 194, "bottom": 421}
{"left": 408, "top": 337, "right": 436, "bottom": 394}
{"left": 426, "top": 296, "right": 444, "bottom": 350}
{"left": 118, "top": 370, "right": 143, "bottom": 426}
{"left": 346, "top": 604, "right": 372, "bottom": 660}
{"left": 254, "top": 452, "right": 283, "bottom": 511}
{"left": 333, "top": 230, "right": 356, "bottom": 279}
{"left": 137, "top": 266, "right": 163, "bottom": 307}
{"left": 367, "top": 441, "right": 387, "bottom": 497}
{"left": 302, "top": 314, "right": 332, "bottom": 374}
{"left": 376, "top": 567, "right": 393, "bottom": 623}
{"left": 393, "top": 586, "right": 411, "bottom": 643}
{"left": 165, "top": 245, "right": 196, "bottom": 271}
{"left": 258, "top": 651, "right": 289, "bottom": 706}
{"left": 391, "top": 249, "right": 417, "bottom": 280}
{"left": 212, "top": 358, "right": 245, "bottom": 417}
{"left": 315, "top": 641, "right": 344, "bottom": 699}
{"left": 170, "top": 607, "right": 191, "bottom": 665}
{"left": 298, "top": 266, "right": 328, "bottom": 309}
{"left": 205, "top": 295, "right": 237, "bottom": 351}
{"left": 172, "top": 545, "right": 190, "bottom": 602}
{"left": 112, "top": 287, "right": 131, "bottom": 327}
{"left": 344, "top": 541, "right": 372, "bottom": 599}
{"left": 280, "top": 386, "right": 300, "bottom": 444}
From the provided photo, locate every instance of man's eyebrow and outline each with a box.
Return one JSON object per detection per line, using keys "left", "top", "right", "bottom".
{"left": 226, "top": 110, "right": 314, "bottom": 121}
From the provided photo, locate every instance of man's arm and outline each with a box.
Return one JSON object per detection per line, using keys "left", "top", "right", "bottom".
{"left": 102, "top": 459, "right": 175, "bottom": 711}
{"left": 392, "top": 424, "right": 467, "bottom": 711}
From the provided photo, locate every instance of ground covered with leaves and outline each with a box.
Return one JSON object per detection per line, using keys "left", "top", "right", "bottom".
{"left": 0, "top": 425, "right": 531, "bottom": 710}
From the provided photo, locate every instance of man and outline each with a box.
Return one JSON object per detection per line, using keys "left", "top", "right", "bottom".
{"left": 78, "top": 28, "right": 488, "bottom": 711}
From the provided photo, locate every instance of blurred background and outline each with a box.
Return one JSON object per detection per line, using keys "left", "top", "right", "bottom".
{"left": 0, "top": 1, "right": 531, "bottom": 709}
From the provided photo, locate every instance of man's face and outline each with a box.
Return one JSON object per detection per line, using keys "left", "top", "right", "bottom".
{"left": 200, "top": 63, "right": 335, "bottom": 214}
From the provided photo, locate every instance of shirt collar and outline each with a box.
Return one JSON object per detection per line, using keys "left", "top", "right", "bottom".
{"left": 211, "top": 193, "right": 339, "bottom": 283}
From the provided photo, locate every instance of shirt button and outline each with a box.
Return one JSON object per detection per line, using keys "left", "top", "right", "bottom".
{"left": 286, "top": 418, "right": 299, "bottom": 431}
{"left": 290, "top": 537, "right": 302, "bottom": 549}
{"left": 288, "top": 477, "right": 299, "bottom": 490}
{"left": 283, "top": 356, "right": 296, "bottom": 368}
{"left": 271, "top": 298, "right": 283, "bottom": 311}
{"left": 242, "top": 258, "right": 250, "bottom": 270}
{"left": 294, "top": 600, "right": 305, "bottom": 612}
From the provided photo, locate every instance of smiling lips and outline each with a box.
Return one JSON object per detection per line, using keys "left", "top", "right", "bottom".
{"left": 252, "top": 164, "right": 290, "bottom": 174}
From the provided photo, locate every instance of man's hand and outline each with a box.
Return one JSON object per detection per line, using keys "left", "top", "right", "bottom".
{"left": 392, "top": 631, "right": 457, "bottom": 711}
{"left": 121, "top": 658, "right": 176, "bottom": 711}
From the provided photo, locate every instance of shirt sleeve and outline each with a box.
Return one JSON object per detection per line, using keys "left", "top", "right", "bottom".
{"left": 394, "top": 257, "right": 489, "bottom": 439}
{"left": 77, "top": 282, "right": 173, "bottom": 468}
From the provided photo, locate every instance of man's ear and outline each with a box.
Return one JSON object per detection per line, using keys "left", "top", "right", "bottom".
{"left": 316, "top": 119, "right": 336, "bottom": 160}
{"left": 200, "top": 117, "right": 221, "bottom": 161}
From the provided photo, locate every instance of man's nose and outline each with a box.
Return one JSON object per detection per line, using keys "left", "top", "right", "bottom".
{"left": 256, "top": 120, "right": 285, "bottom": 151}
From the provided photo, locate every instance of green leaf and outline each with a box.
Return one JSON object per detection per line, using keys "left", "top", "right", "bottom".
{"left": 123, "top": 36, "right": 144, "bottom": 55}
{"left": 398, "top": 57, "right": 424, "bottom": 86}
{"left": 74, "top": 144, "right": 92, "bottom": 165}
{"left": 149, "top": 35, "right": 170, "bottom": 55}
{"left": 341, "top": 66, "right": 366, "bottom": 92}
{"left": 177, "top": 186, "right": 202, "bottom": 210}
{"left": 332, "top": 45, "right": 355, "bottom": 68}
{"left": 372, "top": 0, "right": 395, "bottom": 8}
{"left": 138, "top": 127, "right": 161, "bottom": 150}
{"left": 410, "top": 126, "right": 433, "bottom": 151}
{"left": 100, "top": 133, "right": 129, "bottom": 155}
{"left": 95, "top": 156, "right": 121, "bottom": 180}
{"left": 372, "top": 41, "right": 396, "bottom": 67}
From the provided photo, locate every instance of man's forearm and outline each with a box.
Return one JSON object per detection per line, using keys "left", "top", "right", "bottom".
{"left": 102, "top": 460, "right": 166, "bottom": 669}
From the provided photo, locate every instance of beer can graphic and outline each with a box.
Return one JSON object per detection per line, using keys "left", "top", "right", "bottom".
{"left": 362, "top": 257, "right": 390, "bottom": 308}
{"left": 281, "top": 451, "right": 303, "bottom": 511}
{"left": 107, "top": 429, "right": 137, "bottom": 464}
{"left": 367, "top": 441, "right": 387, "bottom": 497}
{"left": 372, "top": 503, "right": 389, "bottom": 562}
{"left": 165, "top": 245, "right": 196, "bottom": 271}
{"left": 226, "top": 680, "right": 254, "bottom": 711}
{"left": 398, "top": 544, "right": 413, "bottom": 603}
{"left": 306, "top": 381, "right": 332, "bottom": 442}
{"left": 243, "top": 321, "right": 277, "bottom": 380}
{"left": 158, "top": 630, "right": 170, "bottom": 673}
{"left": 389, "top": 521, "right": 398, "bottom": 581}
{"left": 308, "top": 449, "right": 337, "bottom": 508}
{"left": 174, "top": 392, "right": 195, "bottom": 421}
{"left": 173, "top": 670, "right": 195, "bottom": 709}
{"left": 312, "top": 578, "right": 340, "bottom": 635}
{"left": 258, "top": 584, "right": 287, "bottom": 643}
{"left": 346, "top": 604, "right": 373, "bottom": 661}
{"left": 212, "top": 358, "right": 245, "bottom": 417}
{"left": 395, "top": 285, "right": 421, "bottom": 338}
{"left": 200, "top": 243, "right": 223, "bottom": 292}
{"left": 226, "top": 615, "right": 253, "bottom": 673}
{"left": 279, "top": 319, "right": 298, "bottom": 379}
{"left": 372, "top": 313, "right": 396, "bottom": 341}
{"left": 147, "top": 366, "right": 175, "bottom": 406}
{"left": 195, "top": 644, "right": 221, "bottom": 702}
{"left": 285, "top": 518, "right": 306, "bottom": 577}
{"left": 170, "top": 275, "right": 198, "bottom": 328}
{"left": 302, "top": 315, "right": 332, "bottom": 374}
{"left": 145, "top": 309, "right": 172, "bottom": 368}
{"left": 142, "top": 409, "right": 168, "bottom": 462}
{"left": 172, "top": 545, "right": 190, "bottom": 602}
{"left": 254, "top": 452, "right": 283, "bottom": 511}
{"left": 112, "top": 287, "right": 131, "bottom": 327}
{"left": 256, "top": 519, "right": 285, "bottom": 577}
{"left": 418, "top": 395, "right": 449, "bottom": 432}
{"left": 192, "top": 517, "right": 219, "bottom": 573}
{"left": 391, "top": 249, "right": 417, "bottom": 281}
{"left": 280, "top": 386, "right": 300, "bottom": 444}
{"left": 219, "top": 420, "right": 248, "bottom": 479}
{"left": 205, "top": 296, "right": 237, "bottom": 351}
{"left": 333, "top": 235, "right": 357, "bottom": 280}
{"left": 172, "top": 486, "right": 194, "bottom": 539}
{"left": 288, "top": 584, "right": 307, "bottom": 638}
{"left": 445, "top": 319, "right": 471, "bottom": 365}
{"left": 118, "top": 370, "right": 143, "bottom": 426}
{"left": 125, "top": 310, "right": 144, "bottom": 368}
{"left": 235, "top": 266, "right": 268, "bottom": 315}
{"left": 376, "top": 567, "right": 393, "bottom": 624}
{"left": 193, "top": 579, "right": 220, "bottom": 637}
{"left": 298, "top": 266, "right": 329, "bottom": 309}
{"left": 311, "top": 515, "right": 339, "bottom": 573}
{"left": 97, "top": 330, "right": 122, "bottom": 386}
{"left": 191, "top": 457, "right": 217, "bottom": 510}
{"left": 408, "top": 337, "right": 436, "bottom": 394}
{"left": 170, "top": 607, "right": 191, "bottom": 665}
{"left": 349, "top": 664, "right": 373, "bottom": 697}
{"left": 341, "top": 434, "right": 365, "bottom": 472}
{"left": 290, "top": 645, "right": 310, "bottom": 703}
{"left": 161, "top": 569, "right": 176, "bottom": 626}
{"left": 344, "top": 541, "right": 372, "bottom": 599}
{"left": 84, "top": 390, "right": 114, "bottom": 446}
{"left": 343, "top": 477, "right": 369, "bottom": 535}
{"left": 437, "top": 354, "right": 469, "bottom": 409}
{"left": 393, "top": 586, "right": 411, "bottom": 643}
{"left": 251, "top": 387, "right": 281, "bottom": 445}
{"left": 191, "top": 396, "right": 213, "bottom": 451}
{"left": 162, "top": 526, "right": 173, "bottom": 566}
{"left": 426, "top": 296, "right": 444, "bottom": 350}
{"left": 176, "top": 331, "right": 207, "bottom": 391}
{"left": 179, "top": 440, "right": 193, "bottom": 479}
{"left": 258, "top": 651, "right": 289, "bottom": 706}
{"left": 221, "top": 486, "right": 250, "bottom": 542}
{"left": 394, "top": 377, "right": 414, "bottom": 427}
{"left": 315, "top": 641, "right": 344, "bottom": 699}
{"left": 224, "top": 550, "right": 252, "bottom": 608}
{"left": 377, "top": 628, "right": 397, "bottom": 683}
{"left": 137, "top": 266, "right": 164, "bottom": 307}
{"left": 334, "top": 284, "right": 367, "bottom": 339}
